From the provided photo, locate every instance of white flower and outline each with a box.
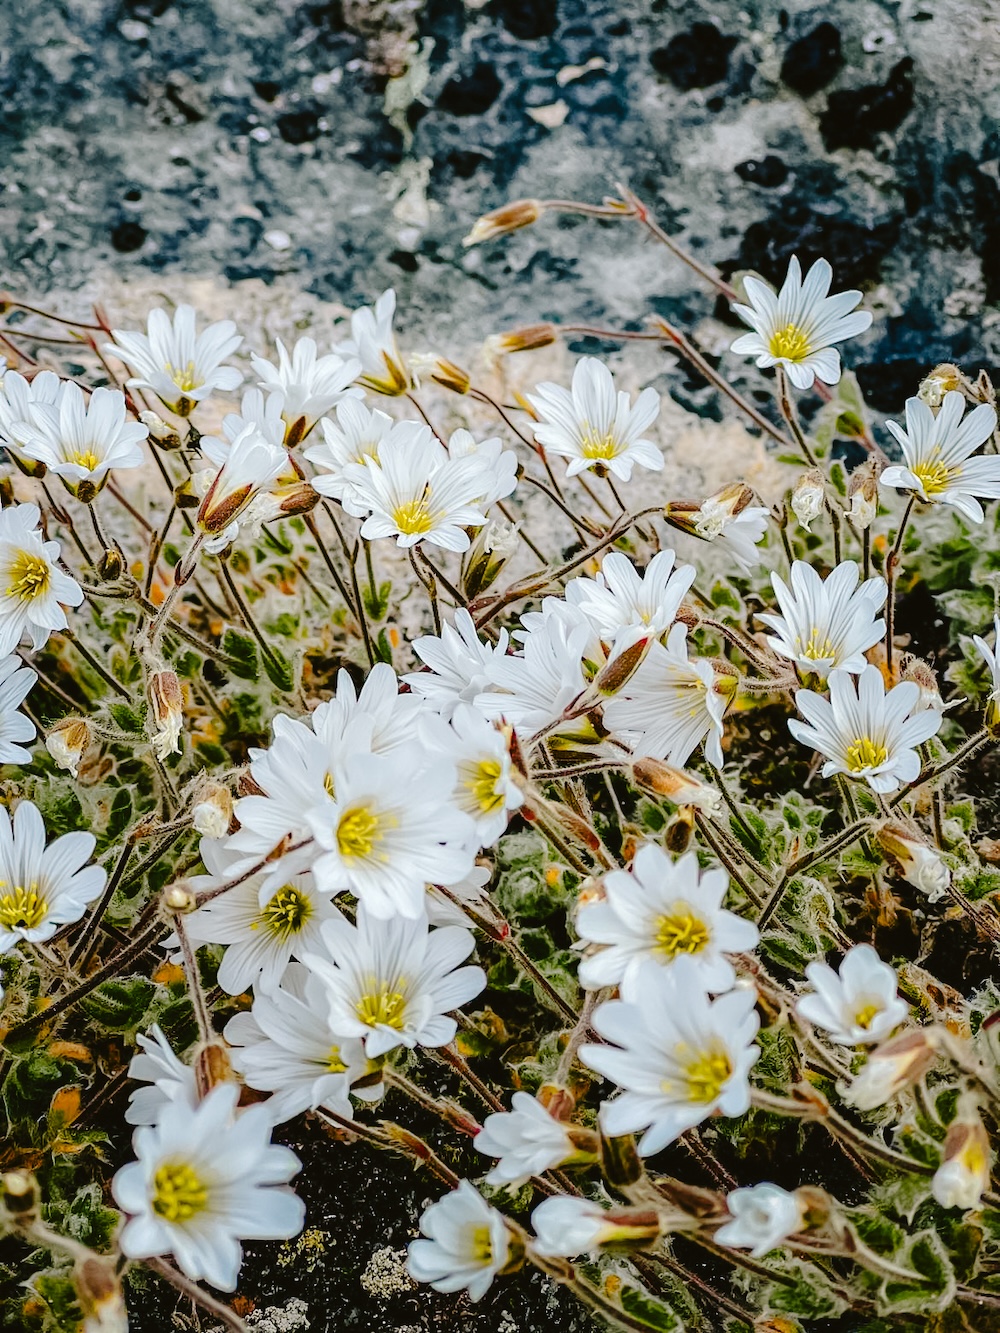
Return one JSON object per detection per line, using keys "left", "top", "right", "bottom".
{"left": 476, "top": 611, "right": 590, "bottom": 737}
{"left": 196, "top": 423, "right": 289, "bottom": 535}
{"left": 14, "top": 382, "right": 147, "bottom": 498}
{"left": 0, "top": 369, "right": 62, "bottom": 472}
{"left": 576, "top": 846, "right": 759, "bottom": 993}
{"left": 880, "top": 392, "right": 1000, "bottom": 522}
{"left": 790, "top": 470, "right": 825, "bottom": 530}
{"left": 224, "top": 966, "right": 376, "bottom": 1124}
{"left": 758, "top": 560, "right": 887, "bottom": 680}
{"left": 876, "top": 823, "right": 950, "bottom": 903}
{"left": 932, "top": 1108, "right": 991, "bottom": 1211}
{"left": 303, "top": 399, "right": 420, "bottom": 506}
{"left": 407, "top": 1181, "right": 510, "bottom": 1302}
{"left": 181, "top": 841, "right": 342, "bottom": 995}
{"left": 530, "top": 1197, "right": 659, "bottom": 1256}
{"left": 335, "top": 289, "right": 410, "bottom": 395}
{"left": 250, "top": 337, "right": 362, "bottom": 445}
{"left": 307, "top": 744, "right": 474, "bottom": 918}
{"left": 691, "top": 488, "right": 771, "bottom": 574}
{"left": 527, "top": 356, "right": 663, "bottom": 481}
{"left": 0, "top": 799, "right": 105, "bottom": 955}
{"left": 446, "top": 429, "right": 518, "bottom": 508}
{"left": 603, "top": 623, "right": 728, "bottom": 768}
{"left": 715, "top": 1183, "right": 804, "bottom": 1258}
{"left": 973, "top": 615, "right": 1000, "bottom": 703}
{"left": 303, "top": 907, "right": 485, "bottom": 1058}
{"left": 112, "top": 1083, "right": 304, "bottom": 1291}
{"left": 730, "top": 256, "right": 872, "bottom": 390}
{"left": 0, "top": 654, "right": 36, "bottom": 763}
{"left": 125, "top": 1025, "right": 198, "bottom": 1127}
{"left": 475, "top": 1093, "right": 578, "bottom": 1186}
{"left": 207, "top": 387, "right": 288, "bottom": 456}
{"left": 404, "top": 609, "right": 511, "bottom": 720}
{"left": 0, "top": 502, "right": 84, "bottom": 655}
{"left": 105, "top": 305, "right": 243, "bottom": 416}
{"left": 846, "top": 1029, "right": 941, "bottom": 1111}
{"left": 343, "top": 428, "right": 491, "bottom": 551}
{"left": 789, "top": 665, "right": 942, "bottom": 794}
{"left": 795, "top": 943, "right": 908, "bottom": 1046}
{"left": 566, "top": 550, "right": 696, "bottom": 655}
{"left": 423, "top": 705, "right": 522, "bottom": 848}
{"left": 581, "top": 959, "right": 760, "bottom": 1155}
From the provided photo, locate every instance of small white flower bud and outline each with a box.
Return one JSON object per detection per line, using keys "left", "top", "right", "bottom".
{"left": 846, "top": 1027, "right": 941, "bottom": 1110}
{"left": 877, "top": 821, "right": 951, "bottom": 902}
{"left": 790, "top": 470, "right": 825, "bottom": 531}
{"left": 845, "top": 463, "right": 878, "bottom": 530}
{"left": 45, "top": 718, "right": 92, "bottom": 778}
{"left": 148, "top": 670, "right": 183, "bottom": 761}
{"left": 139, "top": 410, "right": 182, "bottom": 450}
{"left": 191, "top": 783, "right": 233, "bottom": 838}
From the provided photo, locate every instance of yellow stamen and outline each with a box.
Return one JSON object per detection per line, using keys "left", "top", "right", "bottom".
{"left": 799, "top": 628, "right": 836, "bottom": 661}
{"left": 152, "top": 1162, "right": 208, "bottom": 1222}
{"left": 682, "top": 1047, "right": 733, "bottom": 1103}
{"left": 470, "top": 1224, "right": 494, "bottom": 1264}
{"left": 6, "top": 551, "right": 50, "bottom": 601}
{"left": 69, "top": 449, "right": 101, "bottom": 471}
{"left": 768, "top": 323, "right": 812, "bottom": 362}
{"left": 579, "top": 420, "right": 620, "bottom": 460}
{"left": 393, "top": 490, "right": 436, "bottom": 535}
{"left": 337, "top": 806, "right": 382, "bottom": 860}
{"left": 465, "top": 759, "right": 504, "bottom": 814}
{"left": 166, "top": 361, "right": 200, "bottom": 393}
{"left": 0, "top": 884, "right": 48, "bottom": 931}
{"left": 845, "top": 736, "right": 888, "bottom": 773}
{"left": 325, "top": 1045, "right": 347, "bottom": 1074}
{"left": 854, "top": 1003, "right": 882, "bottom": 1030}
{"left": 356, "top": 986, "right": 407, "bottom": 1029}
{"left": 654, "top": 906, "right": 711, "bottom": 960}
{"left": 256, "top": 884, "right": 312, "bottom": 939}
{"left": 911, "top": 449, "right": 954, "bottom": 497}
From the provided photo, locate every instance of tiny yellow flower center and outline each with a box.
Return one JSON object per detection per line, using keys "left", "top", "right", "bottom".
{"left": 356, "top": 985, "right": 407, "bottom": 1029}
{"left": 393, "top": 490, "right": 436, "bottom": 535}
{"left": 69, "top": 449, "right": 101, "bottom": 471}
{"left": 799, "top": 627, "right": 836, "bottom": 661}
{"left": 0, "top": 883, "right": 48, "bottom": 931}
{"left": 256, "top": 884, "right": 312, "bottom": 939}
{"left": 337, "top": 805, "right": 383, "bottom": 860}
{"left": 325, "top": 1045, "right": 347, "bottom": 1074}
{"left": 654, "top": 906, "right": 711, "bottom": 960}
{"left": 845, "top": 735, "right": 888, "bottom": 773}
{"left": 166, "top": 361, "right": 200, "bottom": 393}
{"left": 470, "top": 1224, "right": 494, "bottom": 1264}
{"left": 6, "top": 550, "right": 50, "bottom": 601}
{"left": 911, "top": 449, "right": 954, "bottom": 497}
{"left": 152, "top": 1162, "right": 208, "bottom": 1222}
{"left": 768, "top": 323, "right": 812, "bottom": 362}
{"left": 854, "top": 1003, "right": 882, "bottom": 1030}
{"left": 465, "top": 758, "right": 504, "bottom": 814}
{"left": 683, "top": 1046, "right": 733, "bottom": 1103}
{"left": 579, "top": 421, "right": 620, "bottom": 460}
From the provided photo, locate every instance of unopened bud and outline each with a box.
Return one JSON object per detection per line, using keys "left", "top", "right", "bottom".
{"left": 877, "top": 821, "right": 950, "bottom": 902}
{"left": 462, "top": 518, "right": 520, "bottom": 600}
{"left": 594, "top": 636, "right": 651, "bottom": 697}
{"left": 599, "top": 1132, "right": 643, "bottom": 1189}
{"left": 664, "top": 806, "right": 696, "bottom": 853}
{"left": 630, "top": 759, "right": 723, "bottom": 816}
{"left": 918, "top": 363, "right": 964, "bottom": 409}
{"left": 245, "top": 481, "right": 320, "bottom": 532}
{"left": 0, "top": 473, "right": 13, "bottom": 507}
{"left": 845, "top": 463, "right": 878, "bottom": 530}
{"left": 1, "top": 1169, "right": 38, "bottom": 1220}
{"left": 74, "top": 1256, "right": 128, "bottom": 1333}
{"left": 845, "top": 1027, "right": 941, "bottom": 1110}
{"left": 666, "top": 483, "right": 754, "bottom": 541}
{"left": 409, "top": 353, "right": 471, "bottom": 395}
{"left": 9, "top": 452, "right": 47, "bottom": 480}
{"left": 463, "top": 198, "right": 542, "bottom": 247}
{"left": 538, "top": 1084, "right": 576, "bottom": 1119}
{"left": 163, "top": 881, "right": 197, "bottom": 914}
{"left": 45, "top": 718, "right": 91, "bottom": 778}
{"left": 194, "top": 1040, "right": 234, "bottom": 1099}
{"left": 932, "top": 1095, "right": 990, "bottom": 1210}
{"left": 790, "top": 470, "right": 825, "bottom": 531}
{"left": 140, "top": 410, "right": 183, "bottom": 450}
{"left": 900, "top": 657, "right": 944, "bottom": 714}
{"left": 97, "top": 543, "right": 126, "bottom": 582}
{"left": 191, "top": 783, "right": 234, "bottom": 838}
{"left": 149, "top": 670, "right": 183, "bottom": 761}
{"left": 486, "top": 322, "right": 559, "bottom": 358}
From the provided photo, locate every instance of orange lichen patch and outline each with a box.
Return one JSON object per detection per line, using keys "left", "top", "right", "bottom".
{"left": 48, "top": 1041, "right": 93, "bottom": 1064}
{"left": 389, "top": 626, "right": 401, "bottom": 649}
{"left": 544, "top": 864, "right": 562, "bottom": 886}
{"left": 153, "top": 961, "right": 185, "bottom": 986}
{"left": 149, "top": 579, "right": 167, "bottom": 607}
{"left": 604, "top": 1274, "right": 622, "bottom": 1298}
{"left": 232, "top": 1296, "right": 256, "bottom": 1317}
{"left": 49, "top": 1086, "right": 81, "bottom": 1127}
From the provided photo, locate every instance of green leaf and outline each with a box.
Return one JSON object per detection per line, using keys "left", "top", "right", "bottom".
{"left": 80, "top": 975, "right": 155, "bottom": 1031}
{"left": 108, "top": 700, "right": 147, "bottom": 733}
{"left": 263, "top": 646, "right": 296, "bottom": 691}
{"left": 222, "top": 628, "right": 259, "bottom": 680}
{"left": 618, "top": 1283, "right": 684, "bottom": 1331}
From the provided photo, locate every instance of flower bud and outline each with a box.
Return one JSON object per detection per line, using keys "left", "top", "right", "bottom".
{"left": 408, "top": 353, "right": 471, "bottom": 395}
{"left": 900, "top": 657, "right": 944, "bottom": 714}
{"left": 630, "top": 759, "right": 723, "bottom": 816}
{"left": 45, "top": 718, "right": 92, "bottom": 778}
{"left": 599, "top": 1133, "right": 644, "bottom": 1189}
{"left": 163, "top": 881, "right": 197, "bottom": 914}
{"left": 462, "top": 518, "right": 520, "bottom": 600}
{"left": 665, "top": 483, "right": 754, "bottom": 540}
{"left": 97, "top": 543, "right": 126, "bottom": 582}
{"left": 194, "top": 1040, "right": 235, "bottom": 1099}
{"left": 790, "top": 469, "right": 825, "bottom": 531}
{"left": 664, "top": 806, "right": 696, "bottom": 853}
{"left": 463, "top": 198, "right": 542, "bottom": 247}
{"left": 191, "top": 782, "right": 234, "bottom": 839}
{"left": 485, "top": 323, "right": 559, "bottom": 358}
{"left": 245, "top": 481, "right": 320, "bottom": 532}
{"left": 594, "top": 636, "right": 651, "bottom": 697}
{"left": 74, "top": 1256, "right": 128, "bottom": 1333}
{"left": 918, "top": 363, "right": 964, "bottom": 409}
{"left": 140, "top": 410, "right": 183, "bottom": 450}
{"left": 1, "top": 1169, "right": 38, "bottom": 1222}
{"left": 148, "top": 670, "right": 183, "bottom": 761}
{"left": 876, "top": 821, "right": 950, "bottom": 902}
{"left": 845, "top": 1027, "right": 941, "bottom": 1110}
{"left": 932, "top": 1096, "right": 990, "bottom": 1210}
{"left": 845, "top": 463, "right": 878, "bottom": 530}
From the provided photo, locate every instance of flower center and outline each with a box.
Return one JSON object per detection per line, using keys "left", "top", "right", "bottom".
{"left": 768, "top": 323, "right": 812, "bottom": 362}
{"left": 854, "top": 1003, "right": 882, "bottom": 1030}
{"left": 470, "top": 1224, "right": 494, "bottom": 1265}
{"left": 654, "top": 906, "right": 711, "bottom": 960}
{"left": 579, "top": 422, "right": 619, "bottom": 460}
{"left": 465, "top": 758, "right": 504, "bottom": 814}
{"left": 152, "top": 1162, "right": 208, "bottom": 1222}
{"left": 845, "top": 735, "right": 888, "bottom": 773}
{"left": 6, "top": 550, "right": 50, "bottom": 601}
{"left": 166, "top": 361, "right": 200, "bottom": 393}
{"left": 325, "top": 1044, "right": 347, "bottom": 1073}
{"left": 682, "top": 1046, "right": 733, "bottom": 1103}
{"left": 392, "top": 491, "right": 436, "bottom": 535}
{"left": 911, "top": 451, "right": 954, "bottom": 497}
{"left": 337, "top": 805, "right": 383, "bottom": 860}
{"left": 355, "top": 985, "right": 407, "bottom": 1029}
{"left": 0, "top": 883, "right": 48, "bottom": 931}
{"left": 799, "top": 627, "right": 836, "bottom": 661}
{"left": 257, "top": 884, "right": 312, "bottom": 939}
{"left": 69, "top": 449, "right": 101, "bottom": 471}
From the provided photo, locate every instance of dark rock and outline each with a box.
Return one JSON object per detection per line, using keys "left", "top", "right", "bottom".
{"left": 650, "top": 23, "right": 737, "bottom": 91}
{"left": 819, "top": 58, "right": 915, "bottom": 152}
{"left": 277, "top": 106, "right": 322, "bottom": 144}
{"left": 734, "top": 155, "right": 789, "bottom": 187}
{"left": 123, "top": 187, "right": 142, "bottom": 202}
{"left": 252, "top": 79, "right": 281, "bottom": 103}
{"left": 436, "top": 61, "right": 503, "bottom": 116}
{"left": 489, "top": 0, "right": 558, "bottom": 41}
{"left": 732, "top": 197, "right": 901, "bottom": 289}
{"left": 444, "top": 148, "right": 489, "bottom": 178}
{"left": 387, "top": 248, "right": 419, "bottom": 272}
{"left": 780, "top": 22, "right": 842, "bottom": 97}
{"left": 110, "top": 220, "right": 147, "bottom": 252}
{"left": 854, "top": 358, "right": 930, "bottom": 413}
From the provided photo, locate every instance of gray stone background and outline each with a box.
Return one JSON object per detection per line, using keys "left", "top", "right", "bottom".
{"left": 3, "top": 0, "right": 1000, "bottom": 420}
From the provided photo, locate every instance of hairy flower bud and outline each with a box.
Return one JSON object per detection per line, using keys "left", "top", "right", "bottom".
{"left": 139, "top": 410, "right": 183, "bottom": 450}
{"left": 664, "top": 805, "right": 696, "bottom": 853}
{"left": 918, "top": 363, "right": 964, "bottom": 409}
{"left": 194, "top": 1040, "right": 235, "bottom": 1099}
{"left": 463, "top": 198, "right": 542, "bottom": 247}
{"left": 148, "top": 669, "right": 183, "bottom": 761}
{"left": 630, "top": 758, "right": 723, "bottom": 816}
{"left": 877, "top": 821, "right": 950, "bottom": 902}
{"left": 486, "top": 323, "right": 559, "bottom": 358}
{"left": 900, "top": 657, "right": 944, "bottom": 714}
{"left": 932, "top": 1096, "right": 990, "bottom": 1210}
{"left": 790, "top": 469, "right": 825, "bottom": 531}
{"left": 162, "top": 881, "right": 197, "bottom": 914}
{"left": 74, "top": 1256, "right": 128, "bottom": 1333}
{"left": 191, "top": 782, "right": 234, "bottom": 838}
{"left": 1, "top": 1169, "right": 38, "bottom": 1222}
{"left": 462, "top": 518, "right": 520, "bottom": 600}
{"left": 45, "top": 717, "right": 91, "bottom": 778}
{"left": 408, "top": 353, "right": 471, "bottom": 395}
{"left": 845, "top": 462, "right": 878, "bottom": 530}
{"left": 845, "top": 1027, "right": 941, "bottom": 1110}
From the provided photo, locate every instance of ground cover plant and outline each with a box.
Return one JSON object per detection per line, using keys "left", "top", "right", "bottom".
{"left": 2, "top": 187, "right": 1000, "bottom": 1332}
